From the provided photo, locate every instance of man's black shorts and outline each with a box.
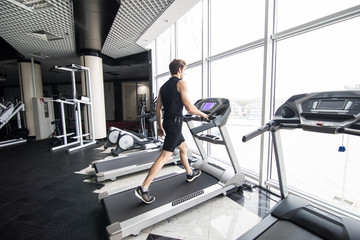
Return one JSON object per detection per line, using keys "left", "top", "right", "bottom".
{"left": 162, "top": 117, "right": 185, "bottom": 152}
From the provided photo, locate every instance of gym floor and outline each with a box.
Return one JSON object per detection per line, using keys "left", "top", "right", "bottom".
{"left": 0, "top": 139, "right": 279, "bottom": 240}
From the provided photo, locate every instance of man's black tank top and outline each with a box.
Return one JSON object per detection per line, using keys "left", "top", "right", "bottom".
{"left": 160, "top": 77, "right": 184, "bottom": 120}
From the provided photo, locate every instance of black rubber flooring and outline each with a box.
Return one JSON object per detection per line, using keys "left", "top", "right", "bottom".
{"left": 0, "top": 139, "right": 109, "bottom": 240}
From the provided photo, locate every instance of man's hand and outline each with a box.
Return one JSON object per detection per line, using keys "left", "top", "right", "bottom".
{"left": 202, "top": 113, "right": 209, "bottom": 120}
{"left": 157, "top": 128, "right": 165, "bottom": 137}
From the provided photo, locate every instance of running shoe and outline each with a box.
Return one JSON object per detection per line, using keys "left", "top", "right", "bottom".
{"left": 186, "top": 169, "right": 202, "bottom": 182}
{"left": 135, "top": 186, "right": 155, "bottom": 204}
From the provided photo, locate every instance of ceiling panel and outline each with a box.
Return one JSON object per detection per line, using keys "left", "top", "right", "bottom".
{"left": 0, "top": 0, "right": 76, "bottom": 62}
{"left": 102, "top": 0, "right": 175, "bottom": 58}
{"left": 0, "top": 0, "right": 175, "bottom": 86}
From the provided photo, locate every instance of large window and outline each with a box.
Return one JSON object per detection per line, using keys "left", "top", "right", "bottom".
{"left": 151, "top": 0, "right": 360, "bottom": 217}
{"left": 156, "top": 74, "right": 171, "bottom": 93}
{"left": 177, "top": 2, "right": 202, "bottom": 64}
{"left": 181, "top": 66, "right": 202, "bottom": 151}
{"left": 210, "top": 48, "right": 263, "bottom": 173}
{"left": 156, "top": 28, "right": 172, "bottom": 75}
{"left": 273, "top": 10, "right": 360, "bottom": 214}
{"left": 276, "top": 0, "right": 360, "bottom": 32}
{"left": 210, "top": 0, "right": 265, "bottom": 56}
{"left": 274, "top": 16, "right": 360, "bottom": 109}
{"left": 273, "top": 130, "right": 360, "bottom": 216}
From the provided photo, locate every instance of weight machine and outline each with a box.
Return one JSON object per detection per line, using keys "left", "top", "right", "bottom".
{"left": 47, "top": 64, "right": 96, "bottom": 153}
{"left": 0, "top": 100, "right": 27, "bottom": 148}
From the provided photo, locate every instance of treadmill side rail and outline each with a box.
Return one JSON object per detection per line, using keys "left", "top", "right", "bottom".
{"left": 95, "top": 156, "right": 179, "bottom": 182}
{"left": 106, "top": 222, "right": 122, "bottom": 240}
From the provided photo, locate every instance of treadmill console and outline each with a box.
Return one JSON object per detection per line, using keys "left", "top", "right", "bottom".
{"left": 274, "top": 91, "right": 360, "bottom": 134}
{"left": 184, "top": 98, "right": 231, "bottom": 135}
{"left": 199, "top": 101, "right": 218, "bottom": 112}
{"left": 185, "top": 98, "right": 230, "bottom": 122}
{"left": 195, "top": 98, "right": 229, "bottom": 115}
{"left": 301, "top": 97, "right": 360, "bottom": 115}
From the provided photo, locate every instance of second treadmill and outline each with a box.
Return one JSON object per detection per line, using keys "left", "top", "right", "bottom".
{"left": 239, "top": 91, "right": 360, "bottom": 240}
{"left": 92, "top": 147, "right": 182, "bottom": 182}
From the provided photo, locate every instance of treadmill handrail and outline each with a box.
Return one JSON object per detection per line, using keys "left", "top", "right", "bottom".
{"left": 185, "top": 104, "right": 231, "bottom": 135}
{"left": 241, "top": 120, "right": 300, "bottom": 142}
{"left": 242, "top": 123, "right": 271, "bottom": 142}
{"left": 190, "top": 121, "right": 216, "bottom": 135}
{"left": 243, "top": 121, "right": 360, "bottom": 142}
{"left": 337, "top": 127, "right": 360, "bottom": 136}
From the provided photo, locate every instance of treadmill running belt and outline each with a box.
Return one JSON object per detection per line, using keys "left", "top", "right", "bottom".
{"left": 94, "top": 150, "right": 162, "bottom": 173}
{"left": 256, "top": 220, "right": 323, "bottom": 240}
{"left": 101, "top": 172, "right": 219, "bottom": 224}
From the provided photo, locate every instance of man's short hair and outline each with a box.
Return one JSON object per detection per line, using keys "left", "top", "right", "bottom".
{"left": 169, "top": 59, "right": 186, "bottom": 75}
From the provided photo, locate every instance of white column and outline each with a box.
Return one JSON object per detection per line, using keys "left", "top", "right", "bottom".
{"left": 80, "top": 55, "right": 107, "bottom": 139}
{"left": 18, "top": 60, "right": 43, "bottom": 137}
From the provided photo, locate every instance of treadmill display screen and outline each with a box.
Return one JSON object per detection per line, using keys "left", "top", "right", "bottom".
{"left": 317, "top": 99, "right": 346, "bottom": 110}
{"left": 201, "top": 102, "right": 216, "bottom": 111}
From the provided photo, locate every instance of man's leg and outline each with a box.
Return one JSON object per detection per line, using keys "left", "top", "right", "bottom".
{"left": 141, "top": 150, "right": 173, "bottom": 189}
{"left": 135, "top": 150, "right": 173, "bottom": 204}
{"left": 177, "top": 141, "right": 201, "bottom": 182}
{"left": 177, "top": 141, "right": 192, "bottom": 174}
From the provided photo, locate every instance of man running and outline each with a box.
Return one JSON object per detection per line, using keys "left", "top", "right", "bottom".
{"left": 135, "top": 59, "right": 208, "bottom": 204}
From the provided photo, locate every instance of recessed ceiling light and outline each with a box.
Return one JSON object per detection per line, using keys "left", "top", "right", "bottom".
{"left": 28, "top": 30, "right": 63, "bottom": 41}
{"left": 28, "top": 52, "right": 50, "bottom": 59}
{"left": 6, "top": 0, "right": 54, "bottom": 11}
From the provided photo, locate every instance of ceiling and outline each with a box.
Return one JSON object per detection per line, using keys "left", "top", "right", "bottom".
{"left": 0, "top": 0, "right": 178, "bottom": 87}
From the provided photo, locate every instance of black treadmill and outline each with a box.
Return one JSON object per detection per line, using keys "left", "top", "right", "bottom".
{"left": 98, "top": 98, "right": 245, "bottom": 240}
{"left": 240, "top": 91, "right": 360, "bottom": 240}
{"left": 91, "top": 147, "right": 181, "bottom": 181}
{"left": 92, "top": 131, "right": 188, "bottom": 181}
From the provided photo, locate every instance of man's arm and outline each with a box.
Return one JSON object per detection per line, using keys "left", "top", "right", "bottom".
{"left": 156, "top": 91, "right": 165, "bottom": 137}
{"left": 177, "top": 80, "right": 208, "bottom": 119}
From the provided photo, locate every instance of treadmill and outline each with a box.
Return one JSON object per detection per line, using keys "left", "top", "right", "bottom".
{"left": 92, "top": 147, "right": 182, "bottom": 182}
{"left": 99, "top": 98, "right": 245, "bottom": 240}
{"left": 240, "top": 91, "right": 360, "bottom": 240}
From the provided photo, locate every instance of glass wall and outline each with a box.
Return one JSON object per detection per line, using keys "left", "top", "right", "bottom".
{"left": 151, "top": 0, "right": 360, "bottom": 217}
{"left": 275, "top": 17, "right": 360, "bottom": 108}
{"left": 273, "top": 3, "right": 360, "bottom": 216}
{"left": 276, "top": 0, "right": 360, "bottom": 32}
{"left": 210, "top": 48, "right": 263, "bottom": 173}
{"left": 156, "top": 28, "right": 172, "bottom": 75}
{"left": 210, "top": 0, "right": 265, "bottom": 55}
{"left": 181, "top": 66, "right": 202, "bottom": 150}
{"left": 177, "top": 2, "right": 202, "bottom": 64}
{"left": 274, "top": 130, "right": 360, "bottom": 216}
